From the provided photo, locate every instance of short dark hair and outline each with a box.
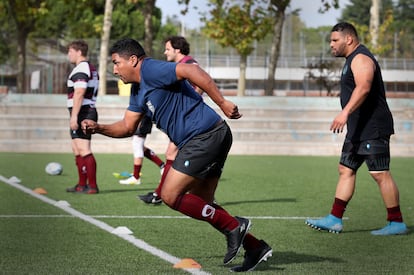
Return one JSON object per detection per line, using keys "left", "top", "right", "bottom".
{"left": 110, "top": 38, "right": 146, "bottom": 59}
{"left": 164, "top": 36, "right": 190, "bottom": 55}
{"left": 331, "top": 22, "right": 359, "bottom": 40}
{"left": 68, "top": 40, "right": 88, "bottom": 57}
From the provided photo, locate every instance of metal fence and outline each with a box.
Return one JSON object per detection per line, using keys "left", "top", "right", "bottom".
{"left": 0, "top": 37, "right": 413, "bottom": 94}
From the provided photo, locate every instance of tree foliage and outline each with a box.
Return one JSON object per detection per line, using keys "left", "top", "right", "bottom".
{"left": 0, "top": 0, "right": 48, "bottom": 92}
{"left": 393, "top": 0, "right": 414, "bottom": 58}
{"left": 0, "top": 0, "right": 166, "bottom": 92}
{"left": 203, "top": 0, "right": 271, "bottom": 56}
{"left": 319, "top": 0, "right": 340, "bottom": 12}
{"left": 340, "top": 0, "right": 394, "bottom": 26}
{"left": 202, "top": 0, "right": 272, "bottom": 95}
{"left": 0, "top": 1, "right": 13, "bottom": 64}
{"left": 340, "top": 0, "right": 413, "bottom": 58}
{"left": 1, "top": 0, "right": 412, "bottom": 95}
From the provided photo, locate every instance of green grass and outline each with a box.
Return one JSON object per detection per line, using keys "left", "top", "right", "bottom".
{"left": 1, "top": 152, "right": 414, "bottom": 274}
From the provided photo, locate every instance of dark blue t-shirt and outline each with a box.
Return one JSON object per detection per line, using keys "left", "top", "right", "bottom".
{"left": 127, "top": 58, "right": 221, "bottom": 148}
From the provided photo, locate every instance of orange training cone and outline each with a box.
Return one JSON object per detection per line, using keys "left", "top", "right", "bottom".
{"left": 33, "top": 187, "right": 47, "bottom": 194}
{"left": 173, "top": 258, "right": 201, "bottom": 269}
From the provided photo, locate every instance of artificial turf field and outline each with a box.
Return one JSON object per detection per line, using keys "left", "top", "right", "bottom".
{"left": 1, "top": 152, "right": 414, "bottom": 274}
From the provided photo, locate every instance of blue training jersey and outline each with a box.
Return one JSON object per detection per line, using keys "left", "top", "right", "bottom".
{"left": 127, "top": 58, "right": 221, "bottom": 148}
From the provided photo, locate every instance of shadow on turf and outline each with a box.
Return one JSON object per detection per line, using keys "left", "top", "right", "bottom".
{"left": 97, "top": 187, "right": 155, "bottom": 194}
{"left": 344, "top": 225, "right": 413, "bottom": 235}
{"left": 220, "top": 198, "right": 296, "bottom": 206}
{"left": 223, "top": 251, "right": 344, "bottom": 272}
{"left": 267, "top": 251, "right": 344, "bottom": 271}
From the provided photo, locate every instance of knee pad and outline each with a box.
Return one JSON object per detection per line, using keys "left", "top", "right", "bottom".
{"left": 132, "top": 135, "right": 145, "bottom": 158}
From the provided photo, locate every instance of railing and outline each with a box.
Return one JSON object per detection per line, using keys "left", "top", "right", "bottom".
{"left": 194, "top": 55, "right": 414, "bottom": 71}
{"left": 1, "top": 54, "right": 413, "bottom": 94}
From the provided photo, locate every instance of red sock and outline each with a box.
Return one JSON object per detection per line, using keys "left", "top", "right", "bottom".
{"left": 243, "top": 234, "right": 263, "bottom": 250}
{"left": 211, "top": 203, "right": 262, "bottom": 249}
{"left": 155, "top": 159, "right": 173, "bottom": 196}
{"left": 144, "top": 147, "right": 165, "bottom": 167}
{"left": 75, "top": 155, "right": 87, "bottom": 186}
{"left": 174, "top": 193, "right": 238, "bottom": 232}
{"left": 387, "top": 206, "right": 403, "bottom": 222}
{"left": 83, "top": 154, "right": 97, "bottom": 189}
{"left": 331, "top": 197, "right": 348, "bottom": 218}
{"left": 133, "top": 164, "right": 142, "bottom": 179}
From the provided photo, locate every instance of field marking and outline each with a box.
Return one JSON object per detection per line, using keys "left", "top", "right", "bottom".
{"left": 0, "top": 214, "right": 347, "bottom": 220}
{"left": 0, "top": 175, "right": 210, "bottom": 275}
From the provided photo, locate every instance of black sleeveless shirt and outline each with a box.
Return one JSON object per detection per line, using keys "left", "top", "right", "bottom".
{"left": 340, "top": 44, "right": 394, "bottom": 141}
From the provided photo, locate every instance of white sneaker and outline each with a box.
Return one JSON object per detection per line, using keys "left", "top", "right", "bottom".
{"left": 119, "top": 176, "right": 141, "bottom": 185}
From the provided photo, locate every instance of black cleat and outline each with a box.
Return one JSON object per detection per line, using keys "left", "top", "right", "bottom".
{"left": 66, "top": 184, "right": 87, "bottom": 193}
{"left": 81, "top": 187, "right": 99, "bottom": 194}
{"left": 230, "top": 240, "right": 272, "bottom": 272}
{"left": 138, "top": 192, "right": 162, "bottom": 205}
{"left": 223, "top": 216, "right": 251, "bottom": 265}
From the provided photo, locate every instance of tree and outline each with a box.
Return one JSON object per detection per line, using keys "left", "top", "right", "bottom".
{"left": 98, "top": 0, "right": 113, "bottom": 96}
{"left": 264, "top": 0, "right": 289, "bottom": 96}
{"left": 1, "top": 0, "right": 47, "bottom": 93}
{"left": 340, "top": 0, "right": 394, "bottom": 30}
{"left": 370, "top": 0, "right": 380, "bottom": 49}
{"left": 393, "top": 0, "right": 414, "bottom": 58}
{"left": 203, "top": 0, "right": 272, "bottom": 96}
{"left": 0, "top": 1, "right": 14, "bottom": 65}
{"left": 0, "top": 0, "right": 166, "bottom": 93}
{"left": 319, "top": 0, "right": 340, "bottom": 12}
{"left": 264, "top": 0, "right": 340, "bottom": 96}
{"left": 341, "top": 0, "right": 395, "bottom": 56}
{"left": 143, "top": 0, "right": 156, "bottom": 56}
{"left": 306, "top": 58, "right": 341, "bottom": 96}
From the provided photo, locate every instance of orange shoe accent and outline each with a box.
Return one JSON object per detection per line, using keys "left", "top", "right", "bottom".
{"left": 33, "top": 187, "right": 47, "bottom": 194}
{"left": 173, "top": 258, "right": 201, "bottom": 269}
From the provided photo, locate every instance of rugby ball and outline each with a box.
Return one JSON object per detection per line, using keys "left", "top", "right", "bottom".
{"left": 45, "top": 162, "right": 63, "bottom": 175}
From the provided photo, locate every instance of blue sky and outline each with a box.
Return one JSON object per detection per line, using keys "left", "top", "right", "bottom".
{"left": 157, "top": 0, "right": 350, "bottom": 29}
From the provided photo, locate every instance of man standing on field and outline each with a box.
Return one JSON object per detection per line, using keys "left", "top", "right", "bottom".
{"left": 305, "top": 22, "right": 407, "bottom": 235}
{"left": 65, "top": 40, "right": 99, "bottom": 194}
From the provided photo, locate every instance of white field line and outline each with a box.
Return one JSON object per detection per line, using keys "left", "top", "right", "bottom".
{"left": 0, "top": 175, "right": 210, "bottom": 275}
{"left": 0, "top": 214, "right": 347, "bottom": 220}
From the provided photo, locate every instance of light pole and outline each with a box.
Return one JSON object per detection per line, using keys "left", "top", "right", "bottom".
{"left": 319, "top": 31, "right": 329, "bottom": 60}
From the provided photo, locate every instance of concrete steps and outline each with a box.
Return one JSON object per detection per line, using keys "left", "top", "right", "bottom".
{"left": 1, "top": 94, "right": 413, "bottom": 156}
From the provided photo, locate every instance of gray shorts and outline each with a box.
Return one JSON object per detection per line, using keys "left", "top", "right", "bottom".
{"left": 340, "top": 137, "right": 391, "bottom": 172}
{"left": 173, "top": 121, "right": 232, "bottom": 180}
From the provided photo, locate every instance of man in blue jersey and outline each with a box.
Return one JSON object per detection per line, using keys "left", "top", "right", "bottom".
{"left": 139, "top": 35, "right": 203, "bottom": 205}
{"left": 81, "top": 38, "right": 272, "bottom": 271}
{"left": 305, "top": 22, "right": 407, "bottom": 235}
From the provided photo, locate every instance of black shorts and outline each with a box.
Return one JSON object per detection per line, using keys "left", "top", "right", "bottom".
{"left": 69, "top": 105, "right": 98, "bottom": 140}
{"left": 340, "top": 136, "right": 391, "bottom": 172}
{"left": 173, "top": 121, "right": 232, "bottom": 180}
{"left": 135, "top": 116, "right": 152, "bottom": 136}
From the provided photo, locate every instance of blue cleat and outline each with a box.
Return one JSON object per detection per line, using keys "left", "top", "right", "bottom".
{"left": 112, "top": 171, "right": 132, "bottom": 179}
{"left": 305, "top": 214, "right": 343, "bottom": 234}
{"left": 371, "top": 222, "right": 408, "bottom": 236}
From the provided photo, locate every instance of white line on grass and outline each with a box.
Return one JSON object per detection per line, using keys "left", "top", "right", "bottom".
{"left": 0, "top": 214, "right": 347, "bottom": 220}
{"left": 0, "top": 175, "right": 210, "bottom": 275}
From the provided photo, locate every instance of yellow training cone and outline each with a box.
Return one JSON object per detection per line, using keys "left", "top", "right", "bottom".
{"left": 173, "top": 258, "right": 201, "bottom": 269}
{"left": 33, "top": 187, "right": 47, "bottom": 194}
